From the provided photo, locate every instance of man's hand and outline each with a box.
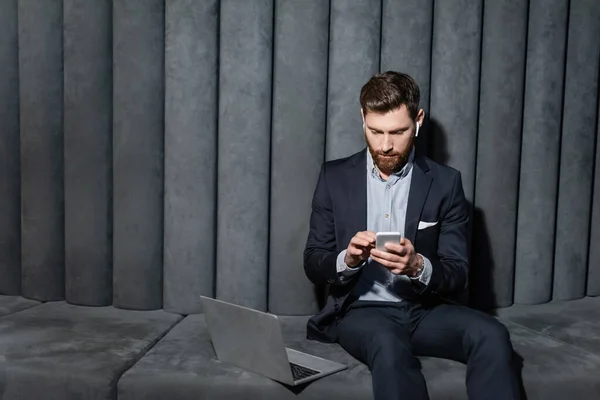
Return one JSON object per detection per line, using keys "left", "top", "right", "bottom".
{"left": 344, "top": 231, "right": 376, "bottom": 268}
{"left": 370, "top": 237, "right": 422, "bottom": 276}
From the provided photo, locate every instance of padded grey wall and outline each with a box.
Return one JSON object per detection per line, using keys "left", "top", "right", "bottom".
{"left": 472, "top": 0, "right": 527, "bottom": 309}
{"left": 553, "top": 0, "right": 600, "bottom": 301}
{"left": 64, "top": 0, "right": 113, "bottom": 306}
{"left": 18, "top": 0, "right": 65, "bottom": 301}
{"left": 269, "top": 0, "right": 329, "bottom": 315}
{"left": 163, "top": 0, "right": 218, "bottom": 314}
{"left": 514, "top": 0, "right": 569, "bottom": 304}
{"left": 0, "top": 0, "right": 599, "bottom": 313}
{"left": 112, "top": 0, "right": 165, "bottom": 310}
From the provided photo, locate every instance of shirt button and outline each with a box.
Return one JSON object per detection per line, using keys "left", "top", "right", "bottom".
{"left": 385, "top": 213, "right": 390, "bottom": 219}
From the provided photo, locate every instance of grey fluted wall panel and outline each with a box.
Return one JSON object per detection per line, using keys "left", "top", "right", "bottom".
{"left": 381, "top": 0, "right": 433, "bottom": 156}
{"left": 63, "top": 0, "right": 113, "bottom": 306}
{"left": 164, "top": 0, "right": 218, "bottom": 315}
{"left": 113, "top": 0, "right": 165, "bottom": 310}
{"left": 472, "top": 0, "right": 527, "bottom": 309}
{"left": 269, "top": 0, "right": 329, "bottom": 315}
{"left": 0, "top": 0, "right": 21, "bottom": 295}
{"left": 429, "top": 0, "right": 482, "bottom": 202}
{"left": 325, "top": 0, "right": 381, "bottom": 161}
{"left": 514, "top": 0, "right": 569, "bottom": 304}
{"left": 589, "top": 104, "right": 600, "bottom": 296}
{"left": 217, "top": 0, "right": 273, "bottom": 311}
{"left": 380, "top": 0, "right": 433, "bottom": 112}
{"left": 18, "top": 0, "right": 65, "bottom": 301}
{"left": 553, "top": 0, "right": 600, "bottom": 301}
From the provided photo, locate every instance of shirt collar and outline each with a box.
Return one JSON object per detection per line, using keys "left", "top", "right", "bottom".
{"left": 366, "top": 147, "right": 414, "bottom": 182}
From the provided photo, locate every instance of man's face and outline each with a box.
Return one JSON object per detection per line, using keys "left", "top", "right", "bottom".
{"left": 362, "top": 105, "right": 423, "bottom": 177}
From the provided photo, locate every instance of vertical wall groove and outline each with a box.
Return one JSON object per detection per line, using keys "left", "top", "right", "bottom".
{"left": 0, "top": 0, "right": 21, "bottom": 295}
{"left": 163, "top": 0, "right": 218, "bottom": 315}
{"left": 113, "top": 0, "right": 165, "bottom": 310}
{"left": 217, "top": 0, "right": 273, "bottom": 311}
{"left": 64, "top": 0, "right": 113, "bottom": 306}
{"left": 18, "top": 0, "right": 65, "bottom": 301}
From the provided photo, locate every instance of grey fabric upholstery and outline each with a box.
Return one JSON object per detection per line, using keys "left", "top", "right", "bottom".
{"left": 381, "top": 0, "right": 433, "bottom": 112}
{"left": 0, "top": 0, "right": 20, "bottom": 296}
{"left": 325, "top": 0, "right": 381, "bottom": 161}
{"left": 0, "top": 296, "right": 39, "bottom": 317}
{"left": 498, "top": 296, "right": 600, "bottom": 356}
{"left": 112, "top": 0, "right": 165, "bottom": 310}
{"left": 63, "top": 0, "right": 113, "bottom": 307}
{"left": 0, "top": 0, "right": 598, "bottom": 315}
{"left": 553, "top": 0, "right": 600, "bottom": 301}
{"left": 429, "top": 0, "right": 482, "bottom": 202}
{"left": 0, "top": 302, "right": 181, "bottom": 399}
{"left": 216, "top": 0, "right": 273, "bottom": 311}
{"left": 268, "top": 0, "right": 329, "bottom": 315}
{"left": 119, "top": 311, "right": 600, "bottom": 400}
{"left": 380, "top": 0, "right": 432, "bottom": 156}
{"left": 163, "top": 0, "right": 218, "bottom": 315}
{"left": 513, "top": 0, "right": 569, "bottom": 304}
{"left": 18, "top": 0, "right": 65, "bottom": 302}
{"left": 471, "top": 0, "right": 527, "bottom": 310}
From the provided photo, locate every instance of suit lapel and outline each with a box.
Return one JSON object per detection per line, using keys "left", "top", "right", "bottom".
{"left": 345, "top": 150, "right": 367, "bottom": 240}
{"left": 404, "top": 156, "right": 432, "bottom": 243}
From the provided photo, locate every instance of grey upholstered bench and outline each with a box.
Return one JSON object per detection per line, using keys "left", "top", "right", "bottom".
{"left": 0, "top": 295, "right": 39, "bottom": 318}
{"left": 118, "top": 297, "right": 600, "bottom": 400}
{"left": 2, "top": 296, "right": 600, "bottom": 400}
{"left": 0, "top": 300, "right": 181, "bottom": 399}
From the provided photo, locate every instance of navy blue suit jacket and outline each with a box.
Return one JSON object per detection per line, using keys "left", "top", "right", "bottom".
{"left": 303, "top": 149, "right": 470, "bottom": 343}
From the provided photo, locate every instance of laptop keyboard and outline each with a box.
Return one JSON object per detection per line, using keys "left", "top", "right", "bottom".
{"left": 290, "top": 363, "right": 320, "bottom": 381}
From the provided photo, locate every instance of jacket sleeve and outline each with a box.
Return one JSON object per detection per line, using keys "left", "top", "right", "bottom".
{"left": 303, "top": 163, "right": 346, "bottom": 286}
{"left": 414, "top": 171, "right": 469, "bottom": 298}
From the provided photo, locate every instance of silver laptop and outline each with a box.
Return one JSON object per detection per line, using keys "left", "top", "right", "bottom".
{"left": 200, "top": 296, "right": 347, "bottom": 386}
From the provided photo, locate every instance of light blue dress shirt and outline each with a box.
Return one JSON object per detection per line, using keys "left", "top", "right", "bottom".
{"left": 336, "top": 149, "right": 432, "bottom": 302}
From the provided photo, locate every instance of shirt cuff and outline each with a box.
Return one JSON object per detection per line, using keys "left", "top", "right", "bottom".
{"left": 410, "top": 254, "right": 432, "bottom": 285}
{"left": 336, "top": 250, "right": 364, "bottom": 278}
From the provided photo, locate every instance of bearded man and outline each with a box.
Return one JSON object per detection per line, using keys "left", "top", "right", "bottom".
{"left": 303, "top": 71, "right": 521, "bottom": 400}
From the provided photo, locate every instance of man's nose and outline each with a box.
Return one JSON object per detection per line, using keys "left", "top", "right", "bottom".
{"left": 381, "top": 134, "right": 393, "bottom": 152}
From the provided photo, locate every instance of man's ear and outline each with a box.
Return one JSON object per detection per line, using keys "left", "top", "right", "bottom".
{"left": 417, "top": 108, "right": 425, "bottom": 127}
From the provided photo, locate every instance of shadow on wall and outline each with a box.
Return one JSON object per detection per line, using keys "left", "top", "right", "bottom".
{"left": 426, "top": 118, "right": 498, "bottom": 314}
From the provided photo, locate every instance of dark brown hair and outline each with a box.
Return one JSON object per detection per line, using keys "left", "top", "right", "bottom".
{"left": 359, "top": 71, "right": 420, "bottom": 119}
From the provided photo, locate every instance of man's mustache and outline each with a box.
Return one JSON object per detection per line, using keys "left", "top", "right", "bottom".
{"left": 374, "top": 152, "right": 401, "bottom": 157}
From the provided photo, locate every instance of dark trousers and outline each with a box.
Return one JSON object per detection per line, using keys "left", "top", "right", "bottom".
{"left": 336, "top": 300, "right": 522, "bottom": 400}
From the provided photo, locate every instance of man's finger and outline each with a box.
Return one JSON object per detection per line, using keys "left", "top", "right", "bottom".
{"left": 347, "top": 247, "right": 363, "bottom": 256}
{"left": 384, "top": 242, "right": 407, "bottom": 256}
{"left": 364, "top": 231, "right": 377, "bottom": 241}
{"left": 356, "top": 232, "right": 376, "bottom": 244}
{"left": 370, "top": 254, "right": 391, "bottom": 267}
{"left": 351, "top": 237, "right": 371, "bottom": 247}
{"left": 371, "top": 249, "right": 400, "bottom": 262}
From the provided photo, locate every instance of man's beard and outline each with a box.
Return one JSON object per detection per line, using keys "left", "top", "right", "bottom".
{"left": 367, "top": 136, "right": 414, "bottom": 176}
